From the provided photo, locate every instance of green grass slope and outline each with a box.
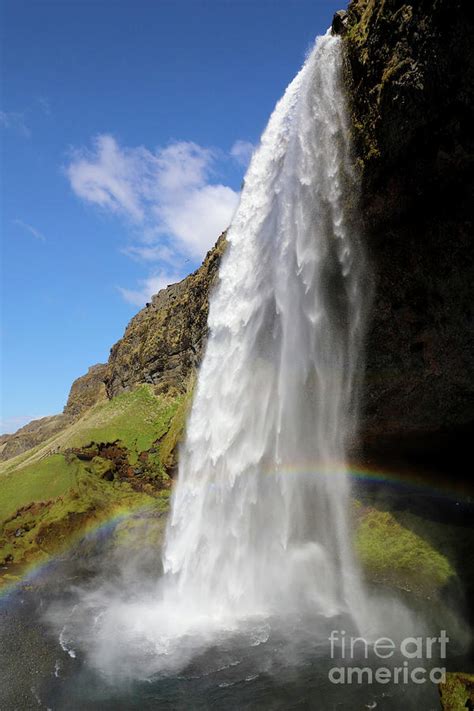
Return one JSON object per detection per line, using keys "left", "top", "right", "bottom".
{"left": 0, "top": 385, "right": 180, "bottom": 587}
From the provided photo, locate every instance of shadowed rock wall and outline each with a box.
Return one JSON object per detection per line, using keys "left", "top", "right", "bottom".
{"left": 341, "top": 0, "right": 474, "bottom": 471}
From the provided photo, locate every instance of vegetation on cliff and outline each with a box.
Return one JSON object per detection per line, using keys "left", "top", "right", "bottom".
{"left": 105, "top": 234, "right": 226, "bottom": 399}
{"left": 354, "top": 504, "right": 455, "bottom": 596}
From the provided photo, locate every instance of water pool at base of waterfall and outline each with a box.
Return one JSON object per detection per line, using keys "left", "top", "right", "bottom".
{"left": 2, "top": 574, "right": 464, "bottom": 711}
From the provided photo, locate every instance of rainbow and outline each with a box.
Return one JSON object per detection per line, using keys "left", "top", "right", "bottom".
{"left": 0, "top": 500, "right": 158, "bottom": 602}
{"left": 1, "top": 464, "right": 470, "bottom": 602}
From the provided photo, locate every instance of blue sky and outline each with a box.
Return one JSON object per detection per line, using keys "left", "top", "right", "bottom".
{"left": 1, "top": 0, "right": 342, "bottom": 433}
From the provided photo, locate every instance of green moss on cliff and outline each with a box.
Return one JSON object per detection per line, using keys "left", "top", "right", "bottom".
{"left": 158, "top": 375, "right": 195, "bottom": 473}
{"left": 65, "top": 384, "right": 178, "bottom": 454}
{"left": 345, "top": 0, "right": 381, "bottom": 59}
{"left": 0, "top": 456, "right": 161, "bottom": 583}
{"left": 355, "top": 506, "right": 455, "bottom": 596}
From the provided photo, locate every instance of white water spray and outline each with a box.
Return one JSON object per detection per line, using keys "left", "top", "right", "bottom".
{"left": 162, "top": 32, "right": 370, "bottom": 626}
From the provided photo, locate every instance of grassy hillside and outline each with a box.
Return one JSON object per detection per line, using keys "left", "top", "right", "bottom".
{"left": 0, "top": 385, "right": 183, "bottom": 587}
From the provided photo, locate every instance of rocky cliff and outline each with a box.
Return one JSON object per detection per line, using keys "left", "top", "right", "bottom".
{"left": 339, "top": 0, "right": 474, "bottom": 472}
{"left": 64, "top": 363, "right": 108, "bottom": 417}
{"left": 105, "top": 234, "right": 226, "bottom": 399}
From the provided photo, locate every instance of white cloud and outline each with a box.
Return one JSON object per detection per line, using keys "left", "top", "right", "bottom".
{"left": 66, "top": 135, "right": 240, "bottom": 256}
{"left": 66, "top": 135, "right": 144, "bottom": 221}
{"left": 155, "top": 183, "right": 239, "bottom": 257}
{"left": 13, "top": 219, "right": 46, "bottom": 241}
{"left": 230, "top": 139, "right": 255, "bottom": 168}
{"left": 118, "top": 271, "right": 182, "bottom": 308}
{"left": 0, "top": 111, "right": 31, "bottom": 138}
{"left": 66, "top": 134, "right": 252, "bottom": 305}
{"left": 154, "top": 142, "right": 213, "bottom": 193}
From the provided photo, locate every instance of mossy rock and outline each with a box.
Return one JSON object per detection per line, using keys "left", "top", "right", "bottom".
{"left": 439, "top": 673, "right": 474, "bottom": 711}
{"left": 354, "top": 503, "right": 455, "bottom": 597}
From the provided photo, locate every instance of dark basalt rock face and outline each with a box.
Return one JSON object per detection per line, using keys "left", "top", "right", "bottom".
{"left": 342, "top": 0, "right": 474, "bottom": 474}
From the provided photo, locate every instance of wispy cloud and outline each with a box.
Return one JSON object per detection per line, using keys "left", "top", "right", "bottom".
{"left": 230, "top": 139, "right": 256, "bottom": 168}
{"left": 0, "top": 110, "right": 31, "bottom": 138}
{"left": 12, "top": 219, "right": 46, "bottom": 241}
{"left": 66, "top": 134, "right": 246, "bottom": 306}
{"left": 66, "top": 135, "right": 145, "bottom": 221}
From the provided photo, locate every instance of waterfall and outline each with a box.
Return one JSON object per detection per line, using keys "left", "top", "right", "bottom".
{"left": 162, "top": 31, "right": 370, "bottom": 626}
{"left": 51, "top": 33, "right": 418, "bottom": 683}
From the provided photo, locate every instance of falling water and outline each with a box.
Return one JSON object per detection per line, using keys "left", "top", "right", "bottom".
{"left": 162, "top": 31, "right": 370, "bottom": 627}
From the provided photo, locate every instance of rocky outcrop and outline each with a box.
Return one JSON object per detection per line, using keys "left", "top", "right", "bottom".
{"left": 63, "top": 363, "right": 107, "bottom": 417}
{"left": 105, "top": 234, "right": 226, "bottom": 398}
{"left": 342, "top": 0, "right": 474, "bottom": 470}
{"left": 331, "top": 10, "right": 348, "bottom": 36}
